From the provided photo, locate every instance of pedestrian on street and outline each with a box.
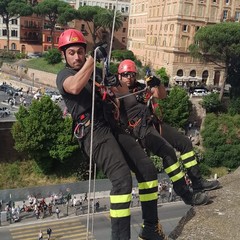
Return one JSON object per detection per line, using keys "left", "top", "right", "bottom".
{"left": 56, "top": 29, "right": 167, "bottom": 240}
{"left": 38, "top": 230, "right": 43, "bottom": 240}
{"left": 47, "top": 227, "right": 52, "bottom": 240}
{"left": 55, "top": 207, "right": 60, "bottom": 219}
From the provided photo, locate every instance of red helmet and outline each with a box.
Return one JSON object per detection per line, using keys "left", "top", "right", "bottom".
{"left": 118, "top": 60, "right": 137, "bottom": 74}
{"left": 58, "top": 29, "right": 87, "bottom": 51}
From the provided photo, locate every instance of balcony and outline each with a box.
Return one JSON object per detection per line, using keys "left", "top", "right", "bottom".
{"left": 20, "top": 37, "right": 42, "bottom": 44}
{"left": 21, "top": 25, "right": 41, "bottom": 30}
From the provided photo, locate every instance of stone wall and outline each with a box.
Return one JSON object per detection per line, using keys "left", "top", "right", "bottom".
{"left": 1, "top": 62, "right": 57, "bottom": 88}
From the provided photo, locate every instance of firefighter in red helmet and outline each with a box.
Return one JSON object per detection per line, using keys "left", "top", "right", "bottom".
{"left": 56, "top": 29, "right": 168, "bottom": 240}
{"left": 116, "top": 60, "right": 221, "bottom": 206}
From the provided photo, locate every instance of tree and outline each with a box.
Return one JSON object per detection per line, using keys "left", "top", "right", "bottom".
{"left": 34, "top": 0, "right": 78, "bottom": 48}
{"left": 77, "top": 6, "right": 107, "bottom": 46}
{"left": 156, "top": 86, "right": 191, "bottom": 129}
{"left": 155, "top": 67, "right": 169, "bottom": 87}
{"left": 44, "top": 48, "right": 62, "bottom": 64}
{"left": 201, "top": 113, "right": 240, "bottom": 169}
{"left": 99, "top": 9, "right": 123, "bottom": 47}
{"left": 0, "top": 0, "right": 33, "bottom": 51}
{"left": 11, "top": 96, "right": 80, "bottom": 173}
{"left": 201, "top": 93, "right": 222, "bottom": 113}
{"left": 189, "top": 22, "right": 240, "bottom": 99}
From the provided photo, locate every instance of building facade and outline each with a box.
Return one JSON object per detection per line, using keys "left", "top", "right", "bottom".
{"left": 73, "top": 0, "right": 130, "bottom": 51}
{"left": 128, "top": 0, "right": 240, "bottom": 86}
{"left": 0, "top": 0, "right": 129, "bottom": 55}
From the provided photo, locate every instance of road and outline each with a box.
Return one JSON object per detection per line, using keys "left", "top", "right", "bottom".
{"left": 0, "top": 201, "right": 191, "bottom": 240}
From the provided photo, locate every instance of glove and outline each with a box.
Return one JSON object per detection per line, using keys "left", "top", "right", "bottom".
{"left": 104, "top": 74, "right": 120, "bottom": 87}
{"left": 91, "top": 42, "right": 108, "bottom": 61}
{"left": 146, "top": 76, "right": 161, "bottom": 88}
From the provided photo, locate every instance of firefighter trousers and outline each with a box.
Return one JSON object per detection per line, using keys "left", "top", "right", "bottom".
{"left": 160, "top": 123, "right": 202, "bottom": 183}
{"left": 80, "top": 124, "right": 159, "bottom": 240}
{"left": 140, "top": 125, "right": 190, "bottom": 197}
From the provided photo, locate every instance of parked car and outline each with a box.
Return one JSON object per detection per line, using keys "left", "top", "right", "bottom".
{"left": 51, "top": 94, "right": 62, "bottom": 102}
{"left": 192, "top": 88, "right": 209, "bottom": 97}
{"left": 0, "top": 84, "right": 12, "bottom": 92}
{"left": 0, "top": 107, "right": 10, "bottom": 118}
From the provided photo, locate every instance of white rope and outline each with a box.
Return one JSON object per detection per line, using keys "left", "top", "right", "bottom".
{"left": 91, "top": 163, "right": 97, "bottom": 235}
{"left": 86, "top": 49, "right": 98, "bottom": 239}
{"left": 108, "top": 0, "right": 119, "bottom": 63}
{"left": 86, "top": 1, "right": 119, "bottom": 237}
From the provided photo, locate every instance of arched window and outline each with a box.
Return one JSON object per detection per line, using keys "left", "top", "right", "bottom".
{"left": 177, "top": 69, "right": 183, "bottom": 76}
{"left": 202, "top": 70, "right": 208, "bottom": 80}
{"left": 190, "top": 70, "right": 196, "bottom": 77}
{"left": 11, "top": 43, "right": 16, "bottom": 50}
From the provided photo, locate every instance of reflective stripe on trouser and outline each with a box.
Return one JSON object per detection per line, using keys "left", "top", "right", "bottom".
{"left": 165, "top": 162, "right": 185, "bottom": 182}
{"left": 180, "top": 150, "right": 198, "bottom": 169}
{"left": 81, "top": 126, "right": 133, "bottom": 240}
{"left": 110, "top": 193, "right": 132, "bottom": 240}
{"left": 138, "top": 180, "right": 159, "bottom": 225}
{"left": 114, "top": 128, "right": 160, "bottom": 226}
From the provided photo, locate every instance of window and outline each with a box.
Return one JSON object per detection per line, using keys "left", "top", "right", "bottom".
{"left": 223, "top": 10, "right": 228, "bottom": 20}
{"left": 11, "top": 19, "right": 18, "bottom": 25}
{"left": 235, "top": 12, "right": 240, "bottom": 21}
{"left": 11, "top": 43, "right": 16, "bottom": 50}
{"left": 190, "top": 70, "right": 196, "bottom": 77}
{"left": 177, "top": 69, "right": 184, "bottom": 77}
{"left": 195, "top": 26, "right": 200, "bottom": 31}
{"left": 2, "top": 29, "right": 7, "bottom": 36}
{"left": 47, "top": 36, "right": 52, "bottom": 42}
{"left": 122, "top": 37, "right": 126, "bottom": 43}
{"left": 123, "top": 28, "right": 126, "bottom": 33}
{"left": 11, "top": 30, "right": 18, "bottom": 37}
{"left": 81, "top": 24, "right": 85, "bottom": 31}
{"left": 183, "top": 25, "right": 188, "bottom": 32}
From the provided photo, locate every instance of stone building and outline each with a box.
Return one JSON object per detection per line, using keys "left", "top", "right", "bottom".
{"left": 127, "top": 0, "right": 240, "bottom": 86}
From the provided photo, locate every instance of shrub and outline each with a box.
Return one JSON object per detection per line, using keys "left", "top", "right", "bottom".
{"left": 44, "top": 48, "right": 62, "bottom": 64}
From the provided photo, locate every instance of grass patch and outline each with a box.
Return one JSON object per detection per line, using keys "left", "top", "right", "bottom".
{"left": 24, "top": 58, "right": 65, "bottom": 74}
{"left": 0, "top": 160, "right": 78, "bottom": 190}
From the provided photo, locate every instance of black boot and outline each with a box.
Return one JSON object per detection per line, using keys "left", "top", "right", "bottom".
{"left": 192, "top": 178, "right": 221, "bottom": 192}
{"left": 187, "top": 165, "right": 221, "bottom": 192}
{"left": 138, "top": 222, "right": 167, "bottom": 240}
{"left": 181, "top": 191, "right": 209, "bottom": 206}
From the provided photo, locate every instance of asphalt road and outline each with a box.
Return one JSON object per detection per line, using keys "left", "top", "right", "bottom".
{"left": 0, "top": 201, "right": 191, "bottom": 240}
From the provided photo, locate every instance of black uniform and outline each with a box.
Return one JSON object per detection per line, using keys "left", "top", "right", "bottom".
{"left": 56, "top": 67, "right": 160, "bottom": 240}
{"left": 119, "top": 82, "right": 201, "bottom": 198}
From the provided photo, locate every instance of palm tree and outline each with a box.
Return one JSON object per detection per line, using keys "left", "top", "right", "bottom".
{"left": 100, "top": 9, "right": 123, "bottom": 46}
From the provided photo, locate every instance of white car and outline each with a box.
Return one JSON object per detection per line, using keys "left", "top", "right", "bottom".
{"left": 192, "top": 89, "right": 209, "bottom": 97}
{"left": 51, "top": 94, "right": 62, "bottom": 102}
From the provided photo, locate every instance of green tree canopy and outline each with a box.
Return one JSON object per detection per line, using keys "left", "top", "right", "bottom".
{"left": 189, "top": 22, "right": 240, "bottom": 99}
{"left": 155, "top": 67, "right": 169, "bottom": 87}
{"left": 0, "top": 0, "right": 33, "bottom": 51}
{"left": 77, "top": 6, "right": 107, "bottom": 45}
{"left": 99, "top": 9, "right": 123, "bottom": 47}
{"left": 11, "top": 96, "right": 80, "bottom": 173}
{"left": 201, "top": 113, "right": 240, "bottom": 169}
{"left": 201, "top": 92, "right": 222, "bottom": 113}
{"left": 156, "top": 86, "right": 191, "bottom": 129}
{"left": 34, "top": 0, "right": 78, "bottom": 48}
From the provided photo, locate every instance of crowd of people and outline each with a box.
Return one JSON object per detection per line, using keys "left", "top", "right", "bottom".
{"left": 55, "top": 29, "right": 221, "bottom": 240}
